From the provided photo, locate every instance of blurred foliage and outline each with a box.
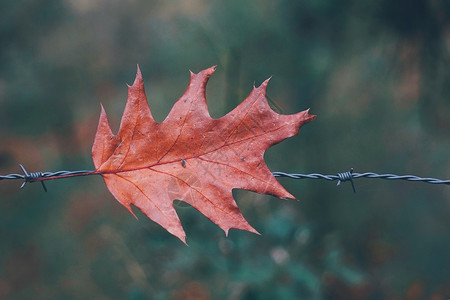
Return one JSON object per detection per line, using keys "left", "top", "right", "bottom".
{"left": 1, "top": 0, "right": 449, "bottom": 299}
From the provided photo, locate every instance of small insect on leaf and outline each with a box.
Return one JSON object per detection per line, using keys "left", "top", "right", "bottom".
{"left": 181, "top": 158, "right": 186, "bottom": 168}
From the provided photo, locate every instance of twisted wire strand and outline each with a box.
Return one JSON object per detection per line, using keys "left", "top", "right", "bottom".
{"left": 0, "top": 170, "right": 94, "bottom": 181}
{"left": 272, "top": 171, "right": 450, "bottom": 185}
{"left": 1, "top": 166, "right": 449, "bottom": 193}
{"left": 0, "top": 165, "right": 95, "bottom": 192}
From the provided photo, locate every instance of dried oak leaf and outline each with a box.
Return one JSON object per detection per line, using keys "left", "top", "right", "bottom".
{"left": 92, "top": 66, "right": 315, "bottom": 243}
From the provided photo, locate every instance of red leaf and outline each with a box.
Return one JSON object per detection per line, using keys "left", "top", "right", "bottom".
{"left": 92, "top": 66, "right": 315, "bottom": 243}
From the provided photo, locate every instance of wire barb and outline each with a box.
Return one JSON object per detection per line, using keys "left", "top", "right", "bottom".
{"left": 336, "top": 168, "right": 356, "bottom": 193}
{"left": 19, "top": 164, "right": 48, "bottom": 192}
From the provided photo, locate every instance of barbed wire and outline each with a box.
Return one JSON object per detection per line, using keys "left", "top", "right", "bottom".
{"left": 273, "top": 169, "right": 450, "bottom": 193}
{"left": 1, "top": 165, "right": 449, "bottom": 193}
{"left": 0, "top": 165, "right": 94, "bottom": 192}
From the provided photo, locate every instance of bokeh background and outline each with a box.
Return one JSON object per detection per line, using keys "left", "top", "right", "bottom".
{"left": 1, "top": 0, "right": 449, "bottom": 299}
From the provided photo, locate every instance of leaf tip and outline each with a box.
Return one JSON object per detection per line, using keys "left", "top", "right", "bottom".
{"left": 173, "top": 231, "right": 188, "bottom": 245}
{"left": 136, "top": 63, "right": 142, "bottom": 75}
{"left": 95, "top": 103, "right": 113, "bottom": 135}
{"left": 224, "top": 225, "right": 260, "bottom": 237}
{"left": 206, "top": 65, "right": 217, "bottom": 75}
{"left": 252, "top": 77, "right": 271, "bottom": 93}
{"left": 251, "top": 227, "right": 261, "bottom": 236}
{"left": 130, "top": 64, "right": 144, "bottom": 88}
{"left": 190, "top": 65, "right": 216, "bottom": 78}
{"left": 125, "top": 203, "right": 138, "bottom": 220}
{"left": 185, "top": 66, "right": 217, "bottom": 104}
{"left": 98, "top": 104, "right": 110, "bottom": 126}
{"left": 304, "top": 108, "right": 317, "bottom": 122}
{"left": 99, "top": 103, "right": 110, "bottom": 118}
{"left": 260, "top": 77, "right": 271, "bottom": 90}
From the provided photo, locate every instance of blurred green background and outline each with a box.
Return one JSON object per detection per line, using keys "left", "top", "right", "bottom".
{"left": 1, "top": 0, "right": 449, "bottom": 299}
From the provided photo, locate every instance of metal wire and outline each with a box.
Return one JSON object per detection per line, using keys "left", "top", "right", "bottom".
{"left": 0, "top": 165, "right": 94, "bottom": 192}
{"left": 272, "top": 170, "right": 450, "bottom": 193}
{"left": 1, "top": 165, "right": 449, "bottom": 192}
{"left": 271, "top": 171, "right": 450, "bottom": 184}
